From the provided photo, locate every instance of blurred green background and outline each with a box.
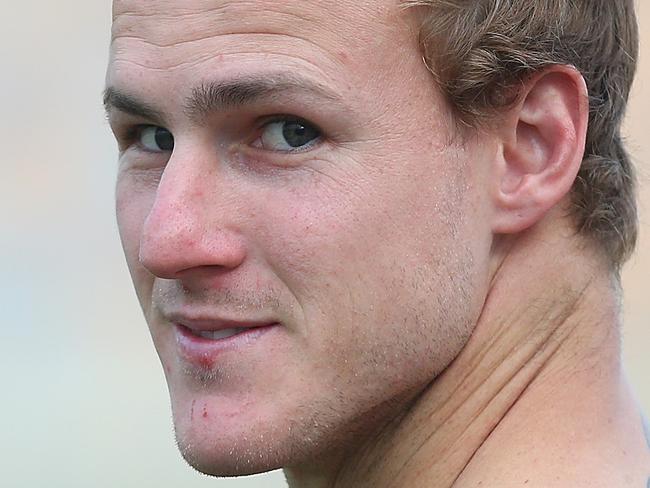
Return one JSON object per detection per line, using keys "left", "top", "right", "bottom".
{"left": 1, "top": 2, "right": 647, "bottom": 486}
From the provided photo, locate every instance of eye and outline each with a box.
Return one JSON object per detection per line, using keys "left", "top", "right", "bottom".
{"left": 138, "top": 126, "right": 174, "bottom": 152}
{"left": 253, "top": 118, "right": 321, "bottom": 152}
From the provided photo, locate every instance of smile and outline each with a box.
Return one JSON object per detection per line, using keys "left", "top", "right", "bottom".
{"left": 192, "top": 327, "right": 248, "bottom": 340}
{"left": 173, "top": 322, "right": 280, "bottom": 369}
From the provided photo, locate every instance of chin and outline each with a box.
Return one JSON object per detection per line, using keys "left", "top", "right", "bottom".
{"left": 173, "top": 419, "right": 300, "bottom": 477}
{"left": 176, "top": 439, "right": 281, "bottom": 477}
{"left": 168, "top": 392, "right": 295, "bottom": 477}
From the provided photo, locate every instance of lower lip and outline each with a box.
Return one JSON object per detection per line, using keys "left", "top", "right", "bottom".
{"left": 174, "top": 323, "right": 279, "bottom": 368}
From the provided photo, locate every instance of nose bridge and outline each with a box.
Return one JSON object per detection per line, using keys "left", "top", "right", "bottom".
{"left": 150, "top": 155, "right": 206, "bottom": 237}
{"left": 139, "top": 153, "right": 246, "bottom": 278}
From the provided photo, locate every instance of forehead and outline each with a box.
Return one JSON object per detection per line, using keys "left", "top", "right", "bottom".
{"left": 108, "top": 0, "right": 419, "bottom": 98}
{"left": 110, "top": 0, "right": 409, "bottom": 69}
{"left": 111, "top": 0, "right": 400, "bottom": 41}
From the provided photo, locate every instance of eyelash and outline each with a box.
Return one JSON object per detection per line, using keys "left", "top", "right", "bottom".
{"left": 116, "top": 115, "right": 325, "bottom": 155}
{"left": 252, "top": 115, "right": 324, "bottom": 152}
{"left": 119, "top": 125, "right": 151, "bottom": 150}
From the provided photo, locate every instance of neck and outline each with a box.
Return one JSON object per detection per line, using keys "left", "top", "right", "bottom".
{"left": 284, "top": 217, "right": 643, "bottom": 487}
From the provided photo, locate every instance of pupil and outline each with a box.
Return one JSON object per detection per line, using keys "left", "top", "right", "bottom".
{"left": 155, "top": 128, "right": 174, "bottom": 151}
{"left": 282, "top": 121, "right": 318, "bottom": 148}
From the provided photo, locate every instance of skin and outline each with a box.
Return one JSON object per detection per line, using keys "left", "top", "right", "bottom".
{"left": 106, "top": 0, "right": 650, "bottom": 486}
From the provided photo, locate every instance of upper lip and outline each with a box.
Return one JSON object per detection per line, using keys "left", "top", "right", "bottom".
{"left": 164, "top": 311, "right": 277, "bottom": 332}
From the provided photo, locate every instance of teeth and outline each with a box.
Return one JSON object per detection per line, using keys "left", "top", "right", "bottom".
{"left": 195, "top": 328, "right": 245, "bottom": 340}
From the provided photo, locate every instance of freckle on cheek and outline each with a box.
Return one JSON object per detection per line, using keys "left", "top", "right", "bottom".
{"left": 202, "top": 404, "right": 209, "bottom": 419}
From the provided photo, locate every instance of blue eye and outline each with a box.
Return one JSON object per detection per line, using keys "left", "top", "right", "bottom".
{"left": 254, "top": 118, "right": 321, "bottom": 152}
{"left": 139, "top": 126, "right": 174, "bottom": 152}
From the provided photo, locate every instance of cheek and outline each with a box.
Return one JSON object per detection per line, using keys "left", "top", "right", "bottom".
{"left": 255, "top": 166, "right": 479, "bottom": 389}
{"left": 115, "top": 174, "right": 157, "bottom": 304}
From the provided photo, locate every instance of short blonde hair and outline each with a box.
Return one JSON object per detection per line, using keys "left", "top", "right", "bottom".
{"left": 406, "top": 0, "right": 639, "bottom": 269}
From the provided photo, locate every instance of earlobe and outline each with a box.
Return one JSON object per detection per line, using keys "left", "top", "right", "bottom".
{"left": 491, "top": 67, "right": 589, "bottom": 234}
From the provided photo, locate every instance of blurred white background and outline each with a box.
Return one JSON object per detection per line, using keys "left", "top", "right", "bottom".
{"left": 1, "top": 2, "right": 647, "bottom": 487}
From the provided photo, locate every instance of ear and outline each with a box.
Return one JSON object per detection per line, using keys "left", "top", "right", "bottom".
{"left": 490, "top": 65, "right": 589, "bottom": 234}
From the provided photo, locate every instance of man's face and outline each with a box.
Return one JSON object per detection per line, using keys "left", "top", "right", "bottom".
{"left": 108, "top": 0, "right": 493, "bottom": 476}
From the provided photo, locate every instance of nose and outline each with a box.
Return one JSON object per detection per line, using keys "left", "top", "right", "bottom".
{"left": 138, "top": 154, "right": 247, "bottom": 279}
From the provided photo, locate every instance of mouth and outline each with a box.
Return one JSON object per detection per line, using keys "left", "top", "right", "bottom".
{"left": 190, "top": 327, "right": 250, "bottom": 341}
{"left": 173, "top": 321, "right": 280, "bottom": 369}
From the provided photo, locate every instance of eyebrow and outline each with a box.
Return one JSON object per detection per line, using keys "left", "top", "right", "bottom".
{"left": 103, "top": 87, "right": 165, "bottom": 124}
{"left": 184, "top": 74, "right": 343, "bottom": 121}
{"left": 103, "top": 73, "right": 344, "bottom": 124}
